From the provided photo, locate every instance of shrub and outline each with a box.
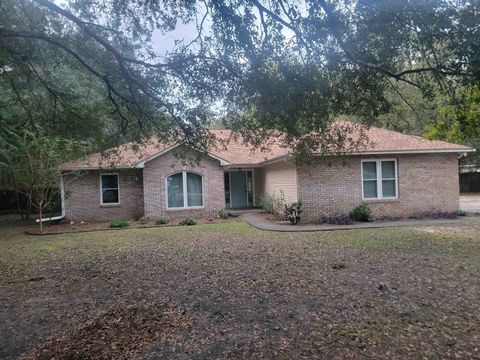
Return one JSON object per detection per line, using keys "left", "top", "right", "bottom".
{"left": 179, "top": 218, "right": 197, "bottom": 226}
{"left": 155, "top": 218, "right": 169, "bottom": 225}
{"left": 455, "top": 209, "right": 467, "bottom": 216}
{"left": 409, "top": 210, "right": 423, "bottom": 219}
{"left": 317, "top": 213, "right": 353, "bottom": 225}
{"left": 218, "top": 208, "right": 230, "bottom": 220}
{"left": 259, "top": 191, "right": 286, "bottom": 215}
{"left": 284, "top": 200, "right": 303, "bottom": 225}
{"left": 423, "top": 210, "right": 457, "bottom": 219}
{"left": 139, "top": 216, "right": 148, "bottom": 225}
{"left": 109, "top": 220, "right": 129, "bottom": 228}
{"left": 350, "top": 202, "right": 373, "bottom": 222}
{"left": 409, "top": 210, "right": 458, "bottom": 220}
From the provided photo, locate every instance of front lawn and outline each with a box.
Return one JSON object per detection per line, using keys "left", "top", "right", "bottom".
{"left": 1, "top": 217, "right": 479, "bottom": 359}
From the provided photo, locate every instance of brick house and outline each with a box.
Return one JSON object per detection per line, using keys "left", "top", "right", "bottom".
{"left": 59, "top": 122, "right": 473, "bottom": 222}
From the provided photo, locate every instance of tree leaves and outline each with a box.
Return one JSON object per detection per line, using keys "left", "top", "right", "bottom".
{"left": 1, "top": 0, "right": 479, "bottom": 157}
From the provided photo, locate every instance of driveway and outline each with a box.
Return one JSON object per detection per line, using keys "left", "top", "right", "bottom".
{"left": 460, "top": 193, "right": 480, "bottom": 213}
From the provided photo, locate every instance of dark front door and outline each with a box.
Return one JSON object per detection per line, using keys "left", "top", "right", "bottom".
{"left": 230, "top": 171, "right": 248, "bottom": 208}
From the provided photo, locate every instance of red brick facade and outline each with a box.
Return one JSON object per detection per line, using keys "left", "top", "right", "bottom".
{"left": 63, "top": 150, "right": 460, "bottom": 223}
{"left": 143, "top": 147, "right": 225, "bottom": 220}
{"left": 297, "top": 153, "right": 460, "bottom": 222}
{"left": 64, "top": 169, "right": 144, "bottom": 221}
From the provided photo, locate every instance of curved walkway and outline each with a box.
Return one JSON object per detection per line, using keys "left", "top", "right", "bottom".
{"left": 240, "top": 212, "right": 480, "bottom": 232}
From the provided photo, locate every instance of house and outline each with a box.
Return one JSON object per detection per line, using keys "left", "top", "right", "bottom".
{"left": 59, "top": 122, "right": 474, "bottom": 223}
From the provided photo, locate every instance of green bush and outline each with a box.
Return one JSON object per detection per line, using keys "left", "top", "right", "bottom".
{"left": 259, "top": 191, "right": 286, "bottom": 215}
{"left": 350, "top": 202, "right": 373, "bottom": 222}
{"left": 455, "top": 209, "right": 467, "bottom": 216}
{"left": 218, "top": 208, "right": 230, "bottom": 220}
{"left": 109, "top": 220, "right": 129, "bottom": 228}
{"left": 409, "top": 210, "right": 423, "bottom": 219}
{"left": 179, "top": 218, "right": 197, "bottom": 226}
{"left": 155, "top": 218, "right": 168, "bottom": 225}
{"left": 139, "top": 216, "right": 148, "bottom": 224}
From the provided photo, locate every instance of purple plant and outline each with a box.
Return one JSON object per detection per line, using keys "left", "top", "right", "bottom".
{"left": 318, "top": 213, "right": 354, "bottom": 225}
{"left": 422, "top": 210, "right": 457, "bottom": 219}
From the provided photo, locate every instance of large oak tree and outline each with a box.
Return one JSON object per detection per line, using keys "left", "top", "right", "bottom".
{"left": 1, "top": 0, "right": 479, "bottom": 157}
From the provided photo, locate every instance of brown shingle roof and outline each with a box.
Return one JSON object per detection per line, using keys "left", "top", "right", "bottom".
{"left": 207, "top": 129, "right": 289, "bottom": 164}
{"left": 358, "top": 124, "right": 472, "bottom": 153}
{"left": 59, "top": 121, "right": 473, "bottom": 170}
{"left": 59, "top": 140, "right": 173, "bottom": 170}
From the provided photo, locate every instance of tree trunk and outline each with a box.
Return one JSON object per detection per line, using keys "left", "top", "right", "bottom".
{"left": 39, "top": 206, "right": 43, "bottom": 232}
{"left": 15, "top": 191, "right": 24, "bottom": 221}
{"left": 25, "top": 201, "right": 31, "bottom": 221}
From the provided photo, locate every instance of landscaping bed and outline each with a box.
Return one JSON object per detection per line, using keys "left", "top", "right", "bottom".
{"left": 256, "top": 209, "right": 468, "bottom": 227}
{"left": 25, "top": 217, "right": 233, "bottom": 235}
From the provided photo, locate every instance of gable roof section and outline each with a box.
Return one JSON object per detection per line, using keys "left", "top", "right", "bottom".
{"left": 59, "top": 122, "right": 474, "bottom": 170}
{"left": 60, "top": 139, "right": 172, "bottom": 170}
{"left": 355, "top": 125, "right": 473, "bottom": 154}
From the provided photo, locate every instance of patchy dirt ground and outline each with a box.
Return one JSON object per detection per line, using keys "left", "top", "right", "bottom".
{"left": 1, "top": 216, "right": 480, "bottom": 359}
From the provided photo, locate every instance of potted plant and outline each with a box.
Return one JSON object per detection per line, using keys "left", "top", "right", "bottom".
{"left": 284, "top": 200, "right": 303, "bottom": 225}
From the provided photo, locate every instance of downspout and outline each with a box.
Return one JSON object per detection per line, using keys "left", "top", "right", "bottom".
{"left": 36, "top": 174, "right": 65, "bottom": 223}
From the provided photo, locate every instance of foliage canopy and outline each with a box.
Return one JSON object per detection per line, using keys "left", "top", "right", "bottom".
{"left": 1, "top": 0, "right": 479, "bottom": 156}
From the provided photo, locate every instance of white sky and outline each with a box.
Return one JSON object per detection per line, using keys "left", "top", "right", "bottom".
{"left": 151, "top": 22, "right": 199, "bottom": 55}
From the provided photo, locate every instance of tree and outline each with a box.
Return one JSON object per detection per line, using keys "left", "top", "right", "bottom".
{"left": 1, "top": 0, "right": 479, "bottom": 158}
{"left": 0, "top": 129, "right": 85, "bottom": 230}
{"left": 424, "top": 85, "right": 480, "bottom": 165}
{"left": 424, "top": 86, "right": 480, "bottom": 144}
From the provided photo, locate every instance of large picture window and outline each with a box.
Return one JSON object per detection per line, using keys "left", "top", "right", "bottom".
{"left": 362, "top": 160, "right": 397, "bottom": 199}
{"left": 100, "top": 174, "right": 119, "bottom": 204}
{"left": 167, "top": 172, "right": 203, "bottom": 208}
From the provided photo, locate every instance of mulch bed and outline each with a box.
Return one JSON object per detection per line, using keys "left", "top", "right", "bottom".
{"left": 25, "top": 217, "right": 231, "bottom": 235}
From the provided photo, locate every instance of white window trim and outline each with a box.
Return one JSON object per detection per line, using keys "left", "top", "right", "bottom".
{"left": 100, "top": 173, "right": 120, "bottom": 205}
{"left": 361, "top": 159, "right": 398, "bottom": 200}
{"left": 166, "top": 171, "right": 204, "bottom": 209}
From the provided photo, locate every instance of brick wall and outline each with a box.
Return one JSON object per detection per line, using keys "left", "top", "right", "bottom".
{"left": 64, "top": 169, "right": 144, "bottom": 221}
{"left": 143, "top": 147, "right": 225, "bottom": 220}
{"left": 297, "top": 153, "right": 460, "bottom": 222}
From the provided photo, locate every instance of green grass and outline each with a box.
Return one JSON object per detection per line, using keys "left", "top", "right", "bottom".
{"left": 0, "top": 220, "right": 475, "bottom": 262}
{"left": 2, "top": 217, "right": 480, "bottom": 358}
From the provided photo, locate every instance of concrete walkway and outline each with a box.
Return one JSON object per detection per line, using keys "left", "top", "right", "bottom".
{"left": 240, "top": 212, "right": 480, "bottom": 232}
{"left": 460, "top": 194, "right": 480, "bottom": 213}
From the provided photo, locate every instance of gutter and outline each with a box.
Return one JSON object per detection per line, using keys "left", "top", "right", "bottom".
{"left": 347, "top": 148, "right": 476, "bottom": 155}
{"left": 36, "top": 175, "right": 65, "bottom": 223}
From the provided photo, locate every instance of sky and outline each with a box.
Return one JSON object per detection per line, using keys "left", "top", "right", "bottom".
{"left": 55, "top": 0, "right": 206, "bottom": 56}
{"left": 151, "top": 21, "right": 200, "bottom": 55}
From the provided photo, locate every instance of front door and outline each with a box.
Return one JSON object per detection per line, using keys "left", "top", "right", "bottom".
{"left": 230, "top": 171, "right": 248, "bottom": 208}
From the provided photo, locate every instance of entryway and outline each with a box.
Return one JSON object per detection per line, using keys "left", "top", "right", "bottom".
{"left": 224, "top": 170, "right": 254, "bottom": 209}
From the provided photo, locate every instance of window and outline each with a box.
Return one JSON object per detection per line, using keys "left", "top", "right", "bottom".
{"left": 167, "top": 172, "right": 203, "bottom": 208}
{"left": 100, "top": 174, "right": 119, "bottom": 204}
{"left": 362, "top": 160, "right": 397, "bottom": 199}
